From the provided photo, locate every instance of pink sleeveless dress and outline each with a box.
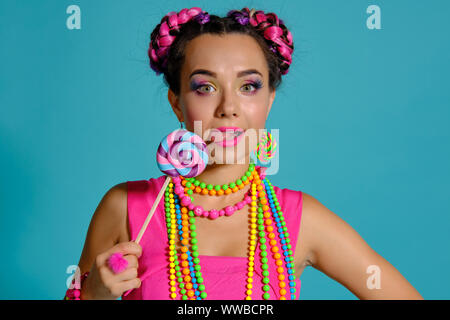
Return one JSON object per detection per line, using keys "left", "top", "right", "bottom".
{"left": 122, "top": 168, "right": 303, "bottom": 300}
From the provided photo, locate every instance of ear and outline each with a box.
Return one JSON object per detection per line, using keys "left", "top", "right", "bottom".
{"left": 267, "top": 89, "right": 276, "bottom": 118}
{"left": 168, "top": 89, "right": 184, "bottom": 122}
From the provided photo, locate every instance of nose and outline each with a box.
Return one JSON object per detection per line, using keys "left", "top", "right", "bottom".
{"left": 216, "top": 86, "right": 240, "bottom": 118}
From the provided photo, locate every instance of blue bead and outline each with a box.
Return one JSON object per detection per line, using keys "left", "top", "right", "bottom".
{"left": 195, "top": 290, "right": 200, "bottom": 296}
{"left": 291, "top": 294, "right": 295, "bottom": 299}
{"left": 187, "top": 256, "right": 192, "bottom": 261}
{"left": 289, "top": 275, "right": 295, "bottom": 281}
{"left": 290, "top": 281, "right": 296, "bottom": 287}
{"left": 285, "top": 257, "right": 290, "bottom": 262}
{"left": 197, "top": 297, "right": 202, "bottom": 300}
{"left": 286, "top": 263, "right": 291, "bottom": 268}
{"left": 281, "top": 239, "right": 286, "bottom": 244}
{"left": 288, "top": 269, "right": 293, "bottom": 274}
{"left": 192, "top": 278, "right": 197, "bottom": 284}
{"left": 290, "top": 288, "right": 295, "bottom": 293}
{"left": 190, "top": 272, "right": 195, "bottom": 277}
{"left": 279, "top": 234, "right": 284, "bottom": 238}
{"left": 282, "top": 245, "right": 287, "bottom": 250}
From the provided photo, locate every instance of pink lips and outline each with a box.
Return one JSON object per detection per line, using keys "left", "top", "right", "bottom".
{"left": 212, "top": 126, "right": 245, "bottom": 147}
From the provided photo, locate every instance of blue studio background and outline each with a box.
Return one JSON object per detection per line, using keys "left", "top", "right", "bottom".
{"left": 0, "top": 0, "right": 449, "bottom": 299}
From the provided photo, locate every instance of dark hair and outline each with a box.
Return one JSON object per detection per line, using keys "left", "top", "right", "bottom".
{"left": 149, "top": 8, "right": 294, "bottom": 96}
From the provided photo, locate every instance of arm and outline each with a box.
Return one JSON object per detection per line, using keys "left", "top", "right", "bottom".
{"left": 300, "top": 192, "right": 423, "bottom": 300}
{"left": 75, "top": 183, "right": 128, "bottom": 296}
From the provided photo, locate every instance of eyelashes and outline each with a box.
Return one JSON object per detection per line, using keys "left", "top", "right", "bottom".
{"left": 190, "top": 79, "right": 263, "bottom": 95}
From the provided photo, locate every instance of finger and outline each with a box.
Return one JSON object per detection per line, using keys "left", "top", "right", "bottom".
{"left": 122, "top": 254, "right": 139, "bottom": 269}
{"left": 116, "top": 277, "right": 141, "bottom": 295}
{"left": 113, "top": 266, "right": 138, "bottom": 282}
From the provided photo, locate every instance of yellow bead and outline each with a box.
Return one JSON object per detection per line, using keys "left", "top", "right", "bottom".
{"left": 247, "top": 278, "right": 253, "bottom": 283}
{"left": 251, "top": 201, "right": 257, "bottom": 206}
{"left": 247, "top": 283, "right": 252, "bottom": 289}
{"left": 169, "top": 183, "right": 173, "bottom": 187}
{"left": 169, "top": 257, "right": 174, "bottom": 262}
{"left": 249, "top": 251, "right": 254, "bottom": 256}
{"left": 170, "top": 274, "right": 175, "bottom": 280}
{"left": 250, "top": 235, "right": 256, "bottom": 240}
{"left": 169, "top": 263, "right": 175, "bottom": 268}
{"left": 250, "top": 229, "right": 257, "bottom": 234}
{"left": 169, "top": 240, "right": 174, "bottom": 245}
{"left": 170, "top": 286, "right": 176, "bottom": 292}
{"left": 171, "top": 293, "right": 177, "bottom": 299}
{"left": 251, "top": 196, "right": 257, "bottom": 201}
{"left": 250, "top": 240, "right": 256, "bottom": 246}
{"left": 248, "top": 272, "right": 253, "bottom": 277}
{"left": 249, "top": 245, "right": 255, "bottom": 251}
{"left": 169, "top": 198, "right": 174, "bottom": 204}
{"left": 250, "top": 224, "right": 256, "bottom": 230}
{"left": 249, "top": 256, "right": 254, "bottom": 262}
{"left": 248, "top": 266, "right": 254, "bottom": 272}
{"left": 245, "top": 296, "right": 252, "bottom": 300}
{"left": 250, "top": 218, "right": 256, "bottom": 223}
{"left": 169, "top": 193, "right": 173, "bottom": 198}
{"left": 246, "top": 289, "right": 252, "bottom": 295}
{"left": 170, "top": 280, "right": 176, "bottom": 286}
{"left": 248, "top": 261, "right": 254, "bottom": 267}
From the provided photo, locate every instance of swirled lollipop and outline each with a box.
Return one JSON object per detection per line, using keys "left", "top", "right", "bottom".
{"left": 134, "top": 129, "right": 208, "bottom": 245}
{"left": 156, "top": 129, "right": 209, "bottom": 178}
{"left": 256, "top": 131, "right": 277, "bottom": 161}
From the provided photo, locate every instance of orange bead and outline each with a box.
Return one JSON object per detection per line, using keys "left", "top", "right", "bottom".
{"left": 257, "top": 185, "right": 263, "bottom": 191}
{"left": 181, "top": 180, "right": 187, "bottom": 186}
{"left": 265, "top": 219, "right": 272, "bottom": 225}
{"left": 181, "top": 238, "right": 189, "bottom": 245}
{"left": 238, "top": 183, "right": 245, "bottom": 189}
{"left": 278, "top": 274, "right": 285, "bottom": 281}
{"left": 267, "top": 226, "right": 274, "bottom": 232}
{"left": 277, "top": 267, "right": 284, "bottom": 274}
{"left": 280, "top": 296, "right": 286, "bottom": 300}
{"left": 217, "top": 189, "right": 224, "bottom": 196}
{"left": 181, "top": 207, "right": 188, "bottom": 214}
{"left": 182, "top": 226, "right": 188, "bottom": 232}
{"left": 187, "top": 290, "right": 194, "bottom": 297}
{"left": 184, "top": 275, "right": 191, "bottom": 282}
{"left": 274, "top": 253, "right": 281, "bottom": 260}
{"left": 280, "top": 288, "right": 287, "bottom": 296}
{"left": 225, "top": 189, "right": 232, "bottom": 195}
{"left": 268, "top": 233, "right": 275, "bottom": 239}
{"left": 201, "top": 189, "right": 209, "bottom": 195}
{"left": 263, "top": 212, "right": 271, "bottom": 219}
{"left": 182, "top": 268, "right": 190, "bottom": 275}
{"left": 232, "top": 187, "right": 239, "bottom": 193}
{"left": 270, "top": 239, "right": 277, "bottom": 246}
{"left": 181, "top": 254, "right": 188, "bottom": 260}
{"left": 279, "top": 281, "right": 286, "bottom": 288}
{"left": 275, "top": 259, "right": 283, "bottom": 266}
{"left": 181, "top": 260, "right": 188, "bottom": 267}
{"left": 181, "top": 214, "right": 189, "bottom": 220}
{"left": 271, "top": 246, "right": 279, "bottom": 253}
{"left": 262, "top": 205, "right": 270, "bottom": 212}
{"left": 185, "top": 282, "right": 193, "bottom": 290}
{"left": 195, "top": 187, "right": 202, "bottom": 193}
{"left": 182, "top": 220, "right": 188, "bottom": 226}
{"left": 209, "top": 189, "right": 216, "bottom": 196}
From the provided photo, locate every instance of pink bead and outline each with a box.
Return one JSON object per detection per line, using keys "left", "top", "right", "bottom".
{"left": 224, "top": 205, "right": 235, "bottom": 216}
{"left": 236, "top": 202, "right": 244, "bottom": 210}
{"left": 73, "top": 290, "right": 80, "bottom": 298}
{"left": 209, "top": 209, "right": 219, "bottom": 219}
{"left": 219, "top": 209, "right": 225, "bottom": 216}
{"left": 174, "top": 185, "right": 184, "bottom": 195}
{"left": 194, "top": 206, "right": 203, "bottom": 217}
{"left": 244, "top": 195, "right": 252, "bottom": 203}
{"left": 172, "top": 176, "right": 181, "bottom": 184}
{"left": 188, "top": 203, "right": 195, "bottom": 210}
{"left": 180, "top": 196, "right": 191, "bottom": 206}
{"left": 203, "top": 210, "right": 209, "bottom": 217}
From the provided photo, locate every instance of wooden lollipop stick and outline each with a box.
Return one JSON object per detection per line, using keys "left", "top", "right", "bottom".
{"left": 134, "top": 175, "right": 171, "bottom": 245}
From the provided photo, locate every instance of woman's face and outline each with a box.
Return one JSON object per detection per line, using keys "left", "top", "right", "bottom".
{"left": 168, "top": 33, "right": 276, "bottom": 164}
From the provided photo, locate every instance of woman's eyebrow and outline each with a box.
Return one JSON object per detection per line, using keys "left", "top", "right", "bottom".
{"left": 189, "top": 69, "right": 262, "bottom": 79}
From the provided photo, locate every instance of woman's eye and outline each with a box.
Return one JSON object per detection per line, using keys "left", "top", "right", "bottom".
{"left": 197, "top": 85, "right": 216, "bottom": 93}
{"left": 241, "top": 84, "right": 256, "bottom": 92}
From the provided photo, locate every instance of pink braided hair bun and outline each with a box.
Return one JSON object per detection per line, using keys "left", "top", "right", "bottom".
{"left": 148, "top": 7, "right": 294, "bottom": 75}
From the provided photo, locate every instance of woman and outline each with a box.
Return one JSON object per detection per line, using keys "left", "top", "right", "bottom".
{"left": 66, "top": 7, "right": 423, "bottom": 300}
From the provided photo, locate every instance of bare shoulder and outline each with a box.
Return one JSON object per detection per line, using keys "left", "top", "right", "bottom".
{"left": 295, "top": 191, "right": 338, "bottom": 268}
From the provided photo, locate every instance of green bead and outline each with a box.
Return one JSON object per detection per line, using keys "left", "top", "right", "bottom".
{"left": 188, "top": 211, "right": 194, "bottom": 217}
{"left": 176, "top": 272, "right": 181, "bottom": 277}
{"left": 214, "top": 185, "right": 221, "bottom": 191}
{"left": 189, "top": 218, "right": 196, "bottom": 224}
{"left": 200, "top": 182, "right": 206, "bottom": 189}
{"left": 199, "top": 284, "right": 205, "bottom": 291}
{"left": 257, "top": 213, "right": 264, "bottom": 219}
{"left": 192, "top": 245, "right": 198, "bottom": 251}
{"left": 178, "top": 279, "right": 184, "bottom": 284}
{"left": 180, "top": 288, "right": 186, "bottom": 294}
{"left": 182, "top": 295, "right": 188, "bottom": 300}
{"left": 190, "top": 225, "right": 196, "bottom": 231}
{"left": 200, "top": 292, "right": 207, "bottom": 299}
{"left": 260, "top": 251, "right": 267, "bottom": 258}
{"left": 261, "top": 257, "right": 268, "bottom": 264}
{"left": 194, "top": 180, "right": 200, "bottom": 186}
{"left": 185, "top": 182, "right": 192, "bottom": 188}
{"left": 194, "top": 264, "right": 201, "bottom": 271}
{"left": 192, "top": 251, "right": 198, "bottom": 258}
{"left": 206, "top": 184, "right": 213, "bottom": 190}
{"left": 262, "top": 270, "right": 269, "bottom": 277}
{"left": 229, "top": 182, "right": 236, "bottom": 189}
{"left": 292, "top": 294, "right": 297, "bottom": 300}
{"left": 263, "top": 285, "right": 270, "bottom": 292}
{"left": 263, "top": 277, "right": 270, "bottom": 284}
{"left": 191, "top": 238, "right": 198, "bottom": 245}
{"left": 187, "top": 189, "right": 193, "bottom": 195}
{"left": 193, "top": 258, "right": 200, "bottom": 264}
{"left": 259, "top": 238, "right": 266, "bottom": 244}
{"left": 260, "top": 244, "right": 267, "bottom": 251}
{"left": 258, "top": 225, "right": 265, "bottom": 231}
{"left": 195, "top": 271, "right": 202, "bottom": 278}
{"left": 236, "top": 179, "right": 242, "bottom": 185}
{"left": 261, "top": 263, "right": 268, "bottom": 269}
{"left": 197, "top": 277, "right": 204, "bottom": 284}
{"left": 263, "top": 293, "right": 270, "bottom": 299}
{"left": 246, "top": 171, "right": 251, "bottom": 177}
{"left": 222, "top": 184, "right": 229, "bottom": 190}
{"left": 241, "top": 176, "right": 247, "bottom": 181}
{"left": 190, "top": 231, "right": 197, "bottom": 238}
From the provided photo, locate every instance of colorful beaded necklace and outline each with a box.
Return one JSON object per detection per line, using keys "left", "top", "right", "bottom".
{"left": 164, "top": 164, "right": 297, "bottom": 300}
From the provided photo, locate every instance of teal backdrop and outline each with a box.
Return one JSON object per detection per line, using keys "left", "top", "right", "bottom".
{"left": 0, "top": 0, "right": 448, "bottom": 299}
